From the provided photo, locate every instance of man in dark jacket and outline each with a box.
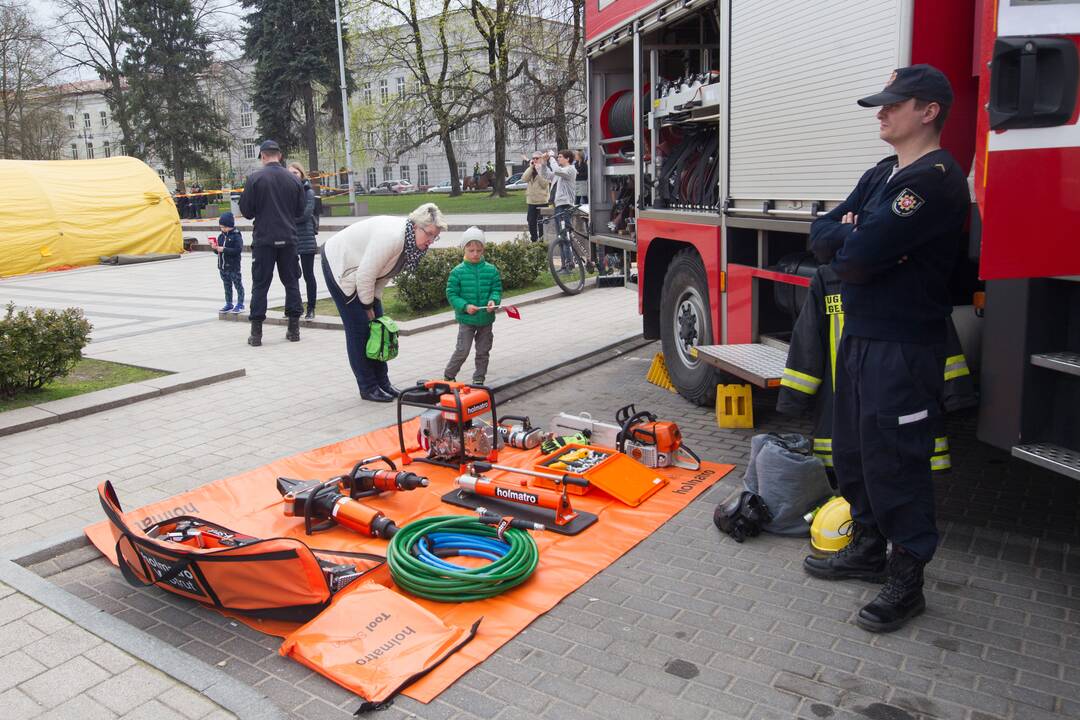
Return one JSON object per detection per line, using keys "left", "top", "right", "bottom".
{"left": 803, "top": 65, "right": 970, "bottom": 634}
{"left": 239, "top": 140, "right": 306, "bottom": 346}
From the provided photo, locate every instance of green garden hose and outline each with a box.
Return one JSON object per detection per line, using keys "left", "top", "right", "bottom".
{"left": 387, "top": 515, "right": 539, "bottom": 601}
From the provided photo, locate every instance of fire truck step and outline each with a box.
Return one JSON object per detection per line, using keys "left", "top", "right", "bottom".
{"left": 690, "top": 343, "right": 787, "bottom": 388}
{"left": 1031, "top": 351, "right": 1080, "bottom": 378}
{"left": 1011, "top": 443, "right": 1080, "bottom": 482}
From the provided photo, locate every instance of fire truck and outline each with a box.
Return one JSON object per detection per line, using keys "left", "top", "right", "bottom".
{"left": 584, "top": 0, "right": 1080, "bottom": 478}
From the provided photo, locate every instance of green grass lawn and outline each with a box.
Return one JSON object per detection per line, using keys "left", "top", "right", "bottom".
{"left": 326, "top": 191, "right": 527, "bottom": 214}
{"left": 0, "top": 359, "right": 169, "bottom": 413}
{"left": 213, "top": 191, "right": 527, "bottom": 216}
{"left": 277, "top": 271, "right": 557, "bottom": 322}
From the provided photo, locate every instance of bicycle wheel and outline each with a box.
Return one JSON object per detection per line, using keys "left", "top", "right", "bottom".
{"left": 548, "top": 235, "right": 586, "bottom": 295}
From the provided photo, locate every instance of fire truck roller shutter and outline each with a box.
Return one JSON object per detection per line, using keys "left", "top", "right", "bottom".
{"left": 659, "top": 248, "right": 722, "bottom": 406}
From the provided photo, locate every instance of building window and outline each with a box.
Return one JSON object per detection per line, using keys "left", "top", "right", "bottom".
{"left": 158, "top": 170, "right": 166, "bottom": 184}
{"left": 418, "top": 163, "right": 428, "bottom": 185}
{"left": 397, "top": 77, "right": 405, "bottom": 97}
{"left": 363, "top": 82, "right": 371, "bottom": 104}
{"left": 240, "top": 100, "right": 252, "bottom": 128}
{"left": 366, "top": 168, "right": 377, "bottom": 187}
{"left": 67, "top": 114, "right": 75, "bottom": 129}
{"left": 415, "top": 79, "right": 423, "bottom": 95}
{"left": 457, "top": 161, "right": 466, "bottom": 180}
{"left": 453, "top": 123, "right": 469, "bottom": 142}
{"left": 366, "top": 130, "right": 375, "bottom": 147}
{"left": 100, "top": 110, "right": 108, "bottom": 127}
{"left": 71, "top": 143, "right": 79, "bottom": 159}
{"left": 243, "top": 139, "right": 257, "bottom": 160}
{"left": 399, "top": 165, "right": 410, "bottom": 182}
{"left": 379, "top": 79, "right": 388, "bottom": 103}
{"left": 103, "top": 141, "right": 111, "bottom": 158}
{"left": 83, "top": 112, "right": 91, "bottom": 128}
{"left": 86, "top": 142, "right": 94, "bottom": 159}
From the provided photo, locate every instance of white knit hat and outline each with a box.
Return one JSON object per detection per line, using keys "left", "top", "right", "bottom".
{"left": 460, "top": 226, "right": 486, "bottom": 248}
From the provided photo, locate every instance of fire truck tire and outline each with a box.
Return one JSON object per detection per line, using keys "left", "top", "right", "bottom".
{"left": 659, "top": 249, "right": 720, "bottom": 406}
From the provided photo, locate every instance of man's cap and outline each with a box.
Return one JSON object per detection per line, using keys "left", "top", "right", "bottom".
{"left": 857, "top": 64, "right": 954, "bottom": 108}
{"left": 259, "top": 139, "right": 281, "bottom": 154}
{"left": 218, "top": 211, "right": 235, "bottom": 228}
{"left": 460, "top": 226, "right": 486, "bottom": 248}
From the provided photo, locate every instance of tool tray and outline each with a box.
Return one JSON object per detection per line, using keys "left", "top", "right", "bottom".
{"left": 533, "top": 444, "right": 667, "bottom": 506}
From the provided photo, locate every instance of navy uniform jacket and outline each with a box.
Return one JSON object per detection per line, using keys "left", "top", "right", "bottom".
{"left": 238, "top": 163, "right": 306, "bottom": 248}
{"left": 777, "top": 264, "right": 976, "bottom": 472}
{"left": 809, "top": 149, "right": 969, "bottom": 345}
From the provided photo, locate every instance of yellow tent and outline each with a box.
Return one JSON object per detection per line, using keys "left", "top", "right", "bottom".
{"left": 0, "top": 157, "right": 182, "bottom": 277}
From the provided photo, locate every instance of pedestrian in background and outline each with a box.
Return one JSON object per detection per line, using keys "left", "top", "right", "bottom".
{"left": 288, "top": 162, "right": 319, "bottom": 320}
{"left": 574, "top": 150, "right": 589, "bottom": 205}
{"left": 444, "top": 226, "right": 502, "bottom": 385}
{"left": 521, "top": 152, "right": 551, "bottom": 242}
{"left": 238, "top": 139, "right": 306, "bottom": 346}
{"left": 321, "top": 203, "right": 446, "bottom": 402}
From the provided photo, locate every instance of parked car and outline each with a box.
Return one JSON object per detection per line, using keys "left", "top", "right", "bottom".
{"left": 426, "top": 179, "right": 463, "bottom": 193}
{"left": 370, "top": 180, "right": 417, "bottom": 195}
{"left": 506, "top": 172, "right": 527, "bottom": 190}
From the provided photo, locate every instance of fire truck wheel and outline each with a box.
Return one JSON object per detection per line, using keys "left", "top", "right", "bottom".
{"left": 659, "top": 249, "right": 720, "bottom": 406}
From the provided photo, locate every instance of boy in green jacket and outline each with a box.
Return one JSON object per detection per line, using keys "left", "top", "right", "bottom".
{"left": 444, "top": 226, "right": 502, "bottom": 384}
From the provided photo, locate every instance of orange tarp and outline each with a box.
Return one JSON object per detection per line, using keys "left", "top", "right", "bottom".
{"left": 86, "top": 419, "right": 732, "bottom": 703}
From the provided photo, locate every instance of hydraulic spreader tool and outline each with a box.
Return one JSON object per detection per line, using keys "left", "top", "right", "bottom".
{"left": 441, "top": 461, "right": 598, "bottom": 535}
{"left": 277, "top": 455, "right": 429, "bottom": 537}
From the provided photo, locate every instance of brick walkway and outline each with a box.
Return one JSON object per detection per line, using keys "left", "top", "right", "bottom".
{"left": 23, "top": 346, "right": 1080, "bottom": 720}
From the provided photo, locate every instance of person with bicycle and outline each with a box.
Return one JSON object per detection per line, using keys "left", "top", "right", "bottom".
{"left": 540, "top": 150, "right": 578, "bottom": 272}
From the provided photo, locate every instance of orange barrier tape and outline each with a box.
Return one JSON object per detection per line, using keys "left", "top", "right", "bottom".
{"left": 173, "top": 169, "right": 353, "bottom": 199}
{"left": 85, "top": 419, "right": 732, "bottom": 704}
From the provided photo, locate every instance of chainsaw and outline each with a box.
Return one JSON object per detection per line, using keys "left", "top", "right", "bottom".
{"left": 615, "top": 404, "right": 701, "bottom": 470}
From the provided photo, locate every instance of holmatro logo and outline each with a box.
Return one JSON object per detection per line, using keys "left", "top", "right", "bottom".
{"left": 467, "top": 400, "right": 490, "bottom": 414}
{"left": 495, "top": 487, "right": 538, "bottom": 504}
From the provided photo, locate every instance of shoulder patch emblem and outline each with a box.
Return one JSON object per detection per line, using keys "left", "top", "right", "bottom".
{"left": 933, "top": 163, "right": 946, "bottom": 173}
{"left": 892, "top": 188, "right": 924, "bottom": 217}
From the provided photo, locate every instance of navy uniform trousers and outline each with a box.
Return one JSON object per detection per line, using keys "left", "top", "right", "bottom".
{"left": 832, "top": 334, "right": 945, "bottom": 562}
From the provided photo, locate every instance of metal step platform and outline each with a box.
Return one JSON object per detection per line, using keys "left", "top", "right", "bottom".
{"left": 1031, "top": 351, "right": 1080, "bottom": 378}
{"left": 1012, "top": 443, "right": 1080, "bottom": 482}
{"left": 691, "top": 343, "right": 788, "bottom": 388}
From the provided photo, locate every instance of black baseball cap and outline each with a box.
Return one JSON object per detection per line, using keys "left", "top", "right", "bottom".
{"left": 259, "top": 139, "right": 281, "bottom": 154}
{"left": 857, "top": 64, "right": 954, "bottom": 108}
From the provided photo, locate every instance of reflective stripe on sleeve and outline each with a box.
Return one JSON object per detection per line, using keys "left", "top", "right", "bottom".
{"left": 934, "top": 436, "right": 949, "bottom": 453}
{"left": 813, "top": 438, "right": 832, "bottom": 451}
{"left": 813, "top": 451, "right": 833, "bottom": 467}
{"left": 780, "top": 368, "right": 822, "bottom": 395}
{"left": 931, "top": 454, "right": 952, "bottom": 471}
{"left": 944, "top": 354, "right": 970, "bottom": 381}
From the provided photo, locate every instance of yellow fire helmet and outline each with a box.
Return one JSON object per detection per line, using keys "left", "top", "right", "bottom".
{"left": 809, "top": 496, "right": 854, "bottom": 554}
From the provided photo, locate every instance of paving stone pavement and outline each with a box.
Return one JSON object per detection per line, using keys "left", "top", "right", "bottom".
{"left": 27, "top": 347, "right": 1080, "bottom": 720}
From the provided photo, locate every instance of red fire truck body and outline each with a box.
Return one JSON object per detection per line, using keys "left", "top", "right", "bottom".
{"left": 585, "top": 0, "right": 1080, "bottom": 477}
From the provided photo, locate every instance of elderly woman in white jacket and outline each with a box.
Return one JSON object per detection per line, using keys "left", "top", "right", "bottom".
{"left": 322, "top": 203, "right": 446, "bottom": 402}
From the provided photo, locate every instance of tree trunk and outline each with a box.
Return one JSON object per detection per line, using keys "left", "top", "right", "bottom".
{"left": 441, "top": 129, "right": 461, "bottom": 197}
{"left": 301, "top": 83, "right": 319, "bottom": 190}
{"left": 553, "top": 93, "right": 569, "bottom": 151}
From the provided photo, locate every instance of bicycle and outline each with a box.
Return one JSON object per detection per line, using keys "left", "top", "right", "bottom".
{"left": 541, "top": 205, "right": 595, "bottom": 295}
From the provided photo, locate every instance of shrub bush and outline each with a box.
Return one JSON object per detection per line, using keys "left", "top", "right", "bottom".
{"left": 0, "top": 303, "right": 93, "bottom": 399}
{"left": 394, "top": 236, "right": 548, "bottom": 312}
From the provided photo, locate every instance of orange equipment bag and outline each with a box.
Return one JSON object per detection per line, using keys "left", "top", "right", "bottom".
{"left": 98, "top": 481, "right": 384, "bottom": 622}
{"left": 281, "top": 582, "right": 481, "bottom": 711}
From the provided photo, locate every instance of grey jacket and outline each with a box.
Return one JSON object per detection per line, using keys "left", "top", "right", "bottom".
{"left": 540, "top": 158, "right": 577, "bottom": 207}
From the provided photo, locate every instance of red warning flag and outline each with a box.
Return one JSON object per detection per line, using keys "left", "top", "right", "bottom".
{"left": 503, "top": 305, "right": 521, "bottom": 319}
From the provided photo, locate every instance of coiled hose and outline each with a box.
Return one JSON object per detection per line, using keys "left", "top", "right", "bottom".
{"left": 387, "top": 516, "right": 539, "bottom": 601}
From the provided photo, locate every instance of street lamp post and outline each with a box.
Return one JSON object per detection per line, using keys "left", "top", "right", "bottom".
{"left": 334, "top": 0, "right": 356, "bottom": 211}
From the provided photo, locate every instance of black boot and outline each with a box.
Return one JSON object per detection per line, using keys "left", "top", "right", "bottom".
{"left": 304, "top": 304, "right": 315, "bottom": 320}
{"left": 247, "top": 320, "right": 262, "bottom": 347}
{"left": 286, "top": 316, "right": 300, "bottom": 342}
{"left": 803, "top": 522, "right": 887, "bottom": 582}
{"left": 857, "top": 548, "right": 926, "bottom": 633}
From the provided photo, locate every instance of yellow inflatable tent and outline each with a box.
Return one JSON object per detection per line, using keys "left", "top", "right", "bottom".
{"left": 0, "top": 157, "right": 182, "bottom": 277}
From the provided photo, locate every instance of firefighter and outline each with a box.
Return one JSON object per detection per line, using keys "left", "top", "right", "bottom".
{"left": 804, "top": 65, "right": 969, "bottom": 633}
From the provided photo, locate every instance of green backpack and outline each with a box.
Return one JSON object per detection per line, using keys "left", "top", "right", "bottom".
{"left": 366, "top": 316, "right": 399, "bottom": 361}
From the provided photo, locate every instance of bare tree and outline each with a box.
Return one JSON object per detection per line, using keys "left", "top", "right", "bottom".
{"left": 52, "top": 0, "right": 136, "bottom": 155}
{"left": 356, "top": 2, "right": 482, "bottom": 195}
{"left": 0, "top": 3, "right": 66, "bottom": 159}
{"left": 466, "top": 0, "right": 528, "bottom": 197}
{"left": 513, "top": 0, "right": 584, "bottom": 150}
